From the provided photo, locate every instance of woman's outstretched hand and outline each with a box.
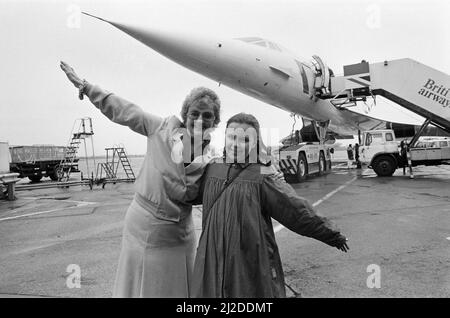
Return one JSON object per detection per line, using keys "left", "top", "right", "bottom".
{"left": 60, "top": 61, "right": 84, "bottom": 88}
{"left": 336, "top": 236, "right": 349, "bottom": 253}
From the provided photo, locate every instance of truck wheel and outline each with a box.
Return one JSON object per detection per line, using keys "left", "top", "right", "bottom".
{"left": 295, "top": 153, "right": 308, "bottom": 182}
{"left": 49, "top": 169, "right": 59, "bottom": 181}
{"left": 29, "top": 175, "right": 42, "bottom": 182}
{"left": 373, "top": 156, "right": 396, "bottom": 177}
{"left": 318, "top": 151, "right": 325, "bottom": 175}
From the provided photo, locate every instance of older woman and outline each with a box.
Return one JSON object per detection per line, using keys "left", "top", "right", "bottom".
{"left": 60, "top": 61, "right": 221, "bottom": 297}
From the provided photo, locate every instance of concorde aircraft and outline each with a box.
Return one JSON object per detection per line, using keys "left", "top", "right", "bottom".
{"left": 81, "top": 12, "right": 391, "bottom": 140}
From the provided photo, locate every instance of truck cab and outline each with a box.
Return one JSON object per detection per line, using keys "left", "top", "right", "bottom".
{"left": 360, "top": 129, "right": 450, "bottom": 176}
{"left": 360, "top": 130, "right": 398, "bottom": 163}
{"left": 359, "top": 129, "right": 404, "bottom": 176}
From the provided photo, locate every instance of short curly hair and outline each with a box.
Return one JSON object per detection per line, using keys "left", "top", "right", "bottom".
{"left": 181, "top": 87, "right": 221, "bottom": 127}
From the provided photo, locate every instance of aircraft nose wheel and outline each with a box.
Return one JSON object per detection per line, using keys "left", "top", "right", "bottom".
{"left": 318, "top": 152, "right": 325, "bottom": 175}
{"left": 295, "top": 153, "right": 308, "bottom": 182}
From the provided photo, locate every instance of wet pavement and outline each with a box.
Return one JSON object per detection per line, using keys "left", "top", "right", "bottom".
{"left": 0, "top": 164, "right": 449, "bottom": 297}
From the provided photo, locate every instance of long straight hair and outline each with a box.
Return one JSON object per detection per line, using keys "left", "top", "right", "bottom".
{"left": 224, "top": 113, "right": 271, "bottom": 166}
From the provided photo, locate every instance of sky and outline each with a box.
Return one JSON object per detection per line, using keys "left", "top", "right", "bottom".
{"left": 0, "top": 0, "right": 449, "bottom": 155}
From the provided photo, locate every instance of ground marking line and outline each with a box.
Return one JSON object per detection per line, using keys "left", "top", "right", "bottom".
{"left": 0, "top": 292, "right": 59, "bottom": 298}
{"left": 274, "top": 176, "right": 358, "bottom": 233}
{"left": 18, "top": 197, "right": 96, "bottom": 205}
{"left": 0, "top": 202, "right": 96, "bottom": 222}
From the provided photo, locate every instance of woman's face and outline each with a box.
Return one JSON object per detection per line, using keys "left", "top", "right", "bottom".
{"left": 185, "top": 102, "right": 216, "bottom": 136}
{"left": 225, "top": 122, "right": 258, "bottom": 163}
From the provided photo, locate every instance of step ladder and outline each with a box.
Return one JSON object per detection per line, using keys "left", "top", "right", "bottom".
{"left": 97, "top": 162, "right": 116, "bottom": 180}
{"left": 57, "top": 118, "right": 94, "bottom": 182}
{"left": 116, "top": 147, "right": 136, "bottom": 180}
{"left": 95, "top": 146, "right": 135, "bottom": 183}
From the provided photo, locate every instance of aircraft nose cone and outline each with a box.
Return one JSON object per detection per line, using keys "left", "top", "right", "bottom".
{"left": 109, "top": 22, "right": 181, "bottom": 58}
{"left": 83, "top": 13, "right": 217, "bottom": 75}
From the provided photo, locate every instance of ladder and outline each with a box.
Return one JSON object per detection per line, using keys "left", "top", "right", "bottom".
{"left": 96, "top": 162, "right": 116, "bottom": 180}
{"left": 95, "top": 146, "right": 135, "bottom": 183}
{"left": 57, "top": 118, "right": 94, "bottom": 182}
{"left": 116, "top": 147, "right": 136, "bottom": 180}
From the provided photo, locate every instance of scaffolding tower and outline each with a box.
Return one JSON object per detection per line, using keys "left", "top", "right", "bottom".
{"left": 57, "top": 118, "right": 96, "bottom": 182}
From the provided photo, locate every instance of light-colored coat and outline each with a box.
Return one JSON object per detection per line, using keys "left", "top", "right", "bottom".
{"left": 84, "top": 84, "right": 211, "bottom": 297}
{"left": 85, "top": 83, "right": 210, "bottom": 222}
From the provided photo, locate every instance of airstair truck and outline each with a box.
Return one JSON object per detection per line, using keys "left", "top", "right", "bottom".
{"left": 319, "top": 58, "right": 450, "bottom": 176}
{"left": 280, "top": 58, "right": 450, "bottom": 181}
{"left": 326, "top": 58, "right": 450, "bottom": 134}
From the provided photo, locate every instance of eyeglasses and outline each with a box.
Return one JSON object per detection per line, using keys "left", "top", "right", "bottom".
{"left": 188, "top": 111, "right": 215, "bottom": 122}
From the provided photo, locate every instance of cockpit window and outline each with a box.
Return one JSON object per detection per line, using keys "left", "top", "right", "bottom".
{"left": 253, "top": 40, "right": 267, "bottom": 47}
{"left": 236, "top": 37, "right": 283, "bottom": 52}
{"left": 237, "top": 37, "right": 264, "bottom": 43}
{"left": 267, "top": 41, "right": 281, "bottom": 51}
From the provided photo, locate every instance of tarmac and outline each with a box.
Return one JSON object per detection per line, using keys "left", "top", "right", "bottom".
{"left": 0, "top": 163, "right": 449, "bottom": 298}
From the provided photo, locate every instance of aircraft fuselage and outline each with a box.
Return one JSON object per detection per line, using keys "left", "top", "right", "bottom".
{"left": 94, "top": 18, "right": 362, "bottom": 134}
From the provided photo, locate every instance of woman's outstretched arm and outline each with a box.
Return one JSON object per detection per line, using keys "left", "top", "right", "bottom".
{"left": 261, "top": 175, "right": 349, "bottom": 252}
{"left": 60, "top": 61, "right": 164, "bottom": 136}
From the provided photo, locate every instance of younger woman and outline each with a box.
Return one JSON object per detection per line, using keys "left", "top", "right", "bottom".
{"left": 192, "top": 113, "right": 349, "bottom": 298}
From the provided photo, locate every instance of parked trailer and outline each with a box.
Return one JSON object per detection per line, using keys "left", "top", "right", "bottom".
{"left": 9, "top": 145, "right": 79, "bottom": 182}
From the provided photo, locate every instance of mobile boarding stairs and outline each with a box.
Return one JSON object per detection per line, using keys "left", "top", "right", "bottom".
{"left": 317, "top": 58, "right": 450, "bottom": 144}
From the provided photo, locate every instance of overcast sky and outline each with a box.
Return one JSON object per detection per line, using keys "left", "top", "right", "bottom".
{"left": 1, "top": 0, "right": 449, "bottom": 155}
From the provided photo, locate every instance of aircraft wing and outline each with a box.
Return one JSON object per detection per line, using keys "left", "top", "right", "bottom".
{"left": 332, "top": 107, "right": 386, "bottom": 134}
{"left": 293, "top": 108, "right": 386, "bottom": 143}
